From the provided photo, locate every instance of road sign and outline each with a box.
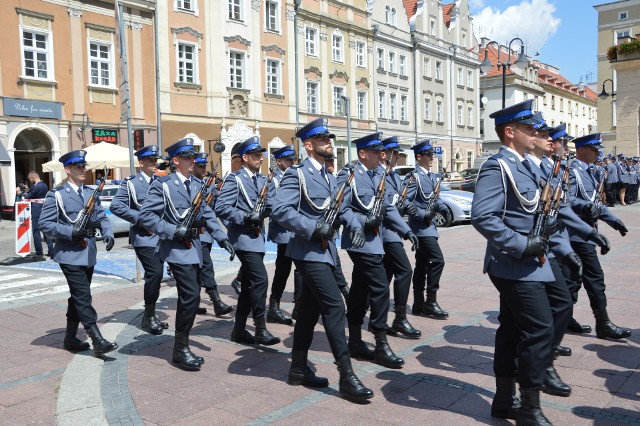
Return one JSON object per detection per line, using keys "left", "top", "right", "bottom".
{"left": 15, "top": 202, "right": 31, "bottom": 256}
{"left": 433, "top": 146, "right": 443, "bottom": 155}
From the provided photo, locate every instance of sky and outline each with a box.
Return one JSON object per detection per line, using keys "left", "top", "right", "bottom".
{"left": 468, "top": 0, "right": 604, "bottom": 85}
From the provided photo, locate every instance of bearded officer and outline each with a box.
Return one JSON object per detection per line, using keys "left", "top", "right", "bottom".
{"left": 111, "top": 145, "right": 169, "bottom": 335}
{"left": 39, "top": 150, "right": 118, "bottom": 357}
{"left": 139, "top": 138, "right": 227, "bottom": 370}
{"left": 271, "top": 117, "right": 373, "bottom": 401}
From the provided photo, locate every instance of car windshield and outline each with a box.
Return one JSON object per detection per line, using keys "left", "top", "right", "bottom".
{"left": 440, "top": 183, "right": 451, "bottom": 191}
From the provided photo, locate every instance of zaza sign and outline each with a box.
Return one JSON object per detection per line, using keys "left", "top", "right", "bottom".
{"left": 92, "top": 128, "right": 119, "bottom": 144}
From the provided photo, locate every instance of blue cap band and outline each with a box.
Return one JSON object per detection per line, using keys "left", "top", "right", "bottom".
{"left": 238, "top": 143, "right": 261, "bottom": 155}
{"left": 494, "top": 109, "right": 534, "bottom": 125}
{"left": 299, "top": 125, "right": 329, "bottom": 141}
{"left": 63, "top": 156, "right": 86, "bottom": 165}
{"left": 275, "top": 149, "right": 296, "bottom": 158}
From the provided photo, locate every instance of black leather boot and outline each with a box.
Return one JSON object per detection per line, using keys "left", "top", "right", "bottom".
{"left": 150, "top": 307, "right": 169, "bottom": 330}
{"left": 348, "top": 323, "right": 374, "bottom": 361}
{"left": 207, "top": 289, "right": 234, "bottom": 317}
{"left": 63, "top": 321, "right": 90, "bottom": 352}
{"left": 421, "top": 291, "right": 448, "bottom": 319}
{"left": 491, "top": 377, "right": 520, "bottom": 420}
{"left": 411, "top": 290, "right": 425, "bottom": 315}
{"left": 288, "top": 350, "right": 329, "bottom": 388}
{"left": 594, "top": 308, "right": 632, "bottom": 340}
{"left": 141, "top": 304, "right": 163, "bottom": 335}
{"left": 172, "top": 332, "right": 202, "bottom": 371}
{"left": 390, "top": 306, "right": 422, "bottom": 339}
{"left": 567, "top": 317, "right": 591, "bottom": 334}
{"left": 254, "top": 316, "right": 281, "bottom": 345}
{"left": 542, "top": 364, "right": 571, "bottom": 397}
{"left": 517, "top": 388, "right": 552, "bottom": 425}
{"left": 267, "top": 297, "right": 293, "bottom": 325}
{"left": 230, "top": 277, "right": 241, "bottom": 296}
{"left": 372, "top": 329, "right": 404, "bottom": 369}
{"left": 230, "top": 315, "right": 255, "bottom": 344}
{"left": 335, "top": 354, "right": 374, "bottom": 401}
{"left": 86, "top": 324, "right": 118, "bottom": 357}
{"left": 553, "top": 345, "right": 571, "bottom": 357}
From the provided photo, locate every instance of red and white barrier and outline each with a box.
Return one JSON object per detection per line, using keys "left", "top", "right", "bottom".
{"left": 15, "top": 201, "right": 32, "bottom": 256}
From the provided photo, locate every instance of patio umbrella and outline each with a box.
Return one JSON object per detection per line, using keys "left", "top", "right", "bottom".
{"left": 42, "top": 142, "right": 133, "bottom": 172}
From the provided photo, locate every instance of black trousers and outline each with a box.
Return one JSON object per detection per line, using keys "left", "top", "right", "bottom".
{"left": 346, "top": 252, "right": 389, "bottom": 331}
{"left": 167, "top": 262, "right": 201, "bottom": 334}
{"left": 32, "top": 215, "right": 53, "bottom": 255}
{"left": 413, "top": 236, "right": 445, "bottom": 296}
{"left": 547, "top": 258, "right": 573, "bottom": 350}
{"left": 197, "top": 241, "right": 218, "bottom": 292}
{"left": 235, "top": 250, "right": 268, "bottom": 319}
{"left": 383, "top": 242, "right": 412, "bottom": 308}
{"left": 60, "top": 264, "right": 97, "bottom": 328}
{"left": 134, "top": 246, "right": 164, "bottom": 305}
{"left": 293, "top": 250, "right": 348, "bottom": 302}
{"left": 571, "top": 242, "right": 607, "bottom": 312}
{"left": 604, "top": 183, "right": 616, "bottom": 206}
{"left": 292, "top": 260, "right": 348, "bottom": 360}
{"left": 270, "top": 243, "right": 292, "bottom": 300}
{"left": 490, "top": 275, "right": 554, "bottom": 389}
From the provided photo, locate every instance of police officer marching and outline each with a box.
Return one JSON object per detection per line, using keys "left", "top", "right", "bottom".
{"left": 39, "top": 150, "right": 118, "bottom": 357}
{"left": 111, "top": 145, "right": 169, "bottom": 335}
{"left": 472, "top": 100, "right": 555, "bottom": 424}
{"left": 266, "top": 145, "right": 298, "bottom": 325}
{"left": 271, "top": 117, "right": 373, "bottom": 401}
{"left": 191, "top": 152, "right": 235, "bottom": 317}
{"left": 139, "top": 138, "right": 231, "bottom": 371}
{"left": 403, "top": 140, "right": 449, "bottom": 320}
{"left": 215, "top": 136, "right": 280, "bottom": 346}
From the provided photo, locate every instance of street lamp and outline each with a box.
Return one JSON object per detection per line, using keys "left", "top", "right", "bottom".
{"left": 78, "top": 113, "right": 92, "bottom": 148}
{"left": 340, "top": 95, "right": 351, "bottom": 164}
{"left": 293, "top": 0, "right": 302, "bottom": 157}
{"left": 598, "top": 78, "right": 616, "bottom": 100}
{"left": 479, "top": 38, "right": 530, "bottom": 108}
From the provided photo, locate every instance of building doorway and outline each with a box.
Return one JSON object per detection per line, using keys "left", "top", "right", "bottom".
{"left": 13, "top": 129, "right": 52, "bottom": 190}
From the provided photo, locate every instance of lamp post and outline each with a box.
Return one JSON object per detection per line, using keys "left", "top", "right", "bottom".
{"left": 448, "top": 44, "right": 457, "bottom": 173}
{"left": 598, "top": 78, "right": 616, "bottom": 100}
{"left": 479, "top": 38, "right": 530, "bottom": 108}
{"left": 78, "top": 113, "right": 92, "bottom": 148}
{"left": 293, "top": 0, "right": 302, "bottom": 157}
{"left": 341, "top": 95, "right": 351, "bottom": 164}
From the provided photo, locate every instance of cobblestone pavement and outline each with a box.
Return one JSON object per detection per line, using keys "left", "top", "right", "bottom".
{"left": 0, "top": 206, "right": 638, "bottom": 425}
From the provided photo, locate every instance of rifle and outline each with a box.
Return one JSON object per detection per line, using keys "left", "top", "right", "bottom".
{"left": 531, "top": 155, "right": 562, "bottom": 264}
{"left": 370, "top": 161, "right": 392, "bottom": 236}
{"left": 199, "top": 163, "right": 220, "bottom": 206}
{"left": 179, "top": 172, "right": 215, "bottom": 248}
{"left": 588, "top": 168, "right": 608, "bottom": 227}
{"left": 396, "top": 174, "right": 414, "bottom": 210}
{"left": 250, "top": 168, "right": 275, "bottom": 236}
{"left": 321, "top": 169, "right": 355, "bottom": 251}
{"left": 424, "top": 176, "right": 443, "bottom": 227}
{"left": 75, "top": 174, "right": 107, "bottom": 248}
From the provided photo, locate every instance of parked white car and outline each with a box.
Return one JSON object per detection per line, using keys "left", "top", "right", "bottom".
{"left": 87, "top": 184, "right": 130, "bottom": 235}
{"left": 435, "top": 183, "right": 473, "bottom": 227}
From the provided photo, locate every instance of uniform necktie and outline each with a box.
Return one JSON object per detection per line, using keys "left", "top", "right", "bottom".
{"left": 184, "top": 179, "right": 191, "bottom": 198}
{"left": 77, "top": 187, "right": 84, "bottom": 204}
{"left": 522, "top": 159, "right": 533, "bottom": 174}
{"left": 321, "top": 167, "right": 329, "bottom": 184}
{"left": 367, "top": 170, "right": 374, "bottom": 179}
{"left": 252, "top": 174, "right": 258, "bottom": 189}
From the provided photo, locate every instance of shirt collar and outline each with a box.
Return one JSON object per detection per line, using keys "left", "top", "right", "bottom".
{"left": 417, "top": 165, "right": 432, "bottom": 175}
{"left": 502, "top": 145, "right": 525, "bottom": 162}
{"left": 175, "top": 171, "right": 191, "bottom": 183}
{"left": 242, "top": 166, "right": 255, "bottom": 179}
{"left": 307, "top": 156, "right": 323, "bottom": 172}
{"left": 525, "top": 153, "right": 542, "bottom": 168}
{"left": 67, "top": 181, "right": 82, "bottom": 193}
{"left": 573, "top": 158, "right": 591, "bottom": 169}
{"left": 140, "top": 171, "right": 152, "bottom": 183}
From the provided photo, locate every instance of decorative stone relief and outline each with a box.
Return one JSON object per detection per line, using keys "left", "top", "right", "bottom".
{"left": 285, "top": 9, "right": 296, "bottom": 21}
{"left": 67, "top": 8, "right": 83, "bottom": 18}
{"left": 172, "top": 27, "right": 204, "bottom": 51}
{"left": 252, "top": 0, "right": 260, "bottom": 11}
{"left": 224, "top": 35, "right": 251, "bottom": 47}
{"left": 262, "top": 45, "right": 286, "bottom": 55}
{"left": 228, "top": 92, "right": 249, "bottom": 117}
{"left": 319, "top": 33, "right": 328, "bottom": 41}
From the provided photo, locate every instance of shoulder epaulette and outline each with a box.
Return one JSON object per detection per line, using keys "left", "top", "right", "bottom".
{"left": 124, "top": 175, "right": 135, "bottom": 181}
{"left": 157, "top": 176, "right": 171, "bottom": 183}
{"left": 52, "top": 186, "right": 64, "bottom": 192}
{"left": 290, "top": 164, "right": 303, "bottom": 169}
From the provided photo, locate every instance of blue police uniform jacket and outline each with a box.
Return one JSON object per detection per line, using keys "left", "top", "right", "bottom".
{"left": 606, "top": 162, "right": 619, "bottom": 184}
{"left": 378, "top": 166, "right": 411, "bottom": 244}
{"left": 567, "top": 159, "right": 619, "bottom": 244}
{"left": 271, "top": 158, "right": 339, "bottom": 265}
{"left": 138, "top": 172, "right": 219, "bottom": 266}
{"left": 110, "top": 172, "right": 159, "bottom": 248}
{"left": 192, "top": 175, "right": 228, "bottom": 245}
{"left": 39, "top": 183, "right": 114, "bottom": 267}
{"left": 24, "top": 180, "right": 49, "bottom": 219}
{"left": 266, "top": 168, "right": 292, "bottom": 245}
{"left": 471, "top": 147, "right": 554, "bottom": 282}
{"left": 214, "top": 168, "right": 266, "bottom": 253}
{"left": 402, "top": 166, "right": 447, "bottom": 238}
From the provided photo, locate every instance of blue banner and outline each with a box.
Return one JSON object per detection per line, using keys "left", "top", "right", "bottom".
{"left": 2, "top": 97, "right": 62, "bottom": 120}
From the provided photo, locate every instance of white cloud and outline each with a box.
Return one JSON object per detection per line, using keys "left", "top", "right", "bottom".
{"left": 472, "top": 0, "right": 561, "bottom": 55}
{"left": 469, "top": 0, "right": 486, "bottom": 10}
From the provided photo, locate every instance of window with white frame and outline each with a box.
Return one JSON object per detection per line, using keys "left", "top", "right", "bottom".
{"left": 400, "top": 95, "right": 408, "bottom": 122}
{"left": 615, "top": 29, "right": 630, "bottom": 43}
{"left": 457, "top": 67, "right": 463, "bottom": 85}
{"left": 435, "top": 61, "right": 442, "bottom": 80}
{"left": 305, "top": 27, "right": 317, "bottom": 56}
{"left": 619, "top": 11, "right": 628, "bottom": 20}
{"left": 467, "top": 151, "right": 473, "bottom": 168}
{"left": 430, "top": 20, "right": 436, "bottom": 35}
{"left": 177, "top": 42, "right": 197, "bottom": 84}
{"left": 332, "top": 34, "right": 344, "bottom": 63}
{"left": 229, "top": 51, "right": 244, "bottom": 88}
{"left": 306, "top": 81, "right": 318, "bottom": 114}
{"left": 356, "top": 41, "right": 365, "bottom": 68}
{"left": 457, "top": 103, "right": 464, "bottom": 125}
{"left": 89, "top": 41, "right": 113, "bottom": 87}
{"left": 378, "top": 90, "right": 386, "bottom": 118}
{"left": 266, "top": 59, "right": 280, "bottom": 95}
{"left": 424, "top": 97, "right": 432, "bottom": 120}
{"left": 467, "top": 105, "right": 473, "bottom": 126}
{"left": 391, "top": 7, "right": 397, "bottom": 26}
{"left": 377, "top": 48, "right": 385, "bottom": 70}
{"left": 177, "top": 0, "right": 195, "bottom": 12}
{"left": 385, "top": 5, "right": 391, "bottom": 24}
{"left": 390, "top": 93, "right": 397, "bottom": 120}
{"left": 399, "top": 55, "right": 407, "bottom": 76}
{"left": 265, "top": 0, "right": 279, "bottom": 32}
{"left": 228, "top": 0, "right": 242, "bottom": 21}
{"left": 423, "top": 56, "right": 431, "bottom": 78}
{"left": 436, "top": 99, "right": 443, "bottom": 122}
{"left": 388, "top": 51, "right": 396, "bottom": 73}
{"left": 357, "top": 91, "right": 367, "bottom": 119}
{"left": 467, "top": 70, "right": 473, "bottom": 88}
{"left": 21, "top": 29, "right": 52, "bottom": 80}
{"left": 332, "top": 86, "right": 345, "bottom": 115}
